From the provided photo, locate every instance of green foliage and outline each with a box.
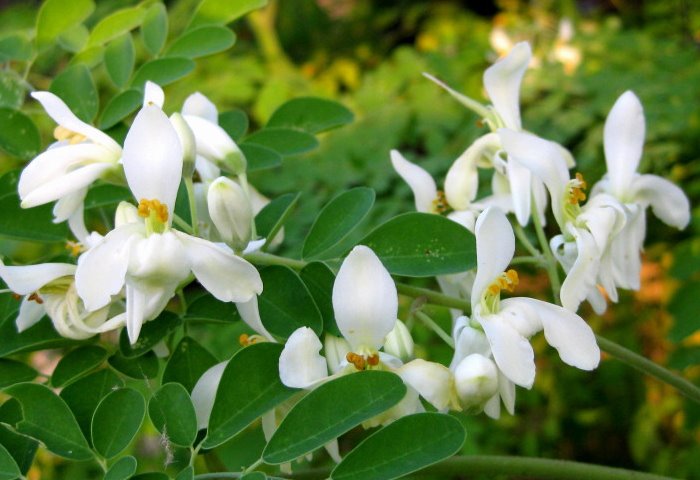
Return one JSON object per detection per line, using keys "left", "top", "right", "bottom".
{"left": 99, "top": 89, "right": 142, "bottom": 129}
{"left": 162, "top": 336, "right": 218, "bottom": 392}
{"left": 91, "top": 388, "right": 146, "bottom": 459}
{"left": 0, "top": 111, "right": 39, "bottom": 161}
{"left": 267, "top": 97, "right": 354, "bottom": 134}
{"left": 130, "top": 58, "right": 195, "bottom": 91}
{"left": 166, "top": 26, "right": 236, "bottom": 59}
{"left": 299, "top": 262, "right": 340, "bottom": 336}
{"left": 189, "top": 0, "right": 268, "bottom": 29}
{"left": 51, "top": 345, "right": 108, "bottom": 387}
{"left": 49, "top": 64, "right": 99, "bottom": 122}
{"left": 104, "top": 34, "right": 135, "bottom": 88}
{"left": 148, "top": 383, "right": 198, "bottom": 447}
{"left": 0, "top": 444, "right": 20, "bottom": 480}
{"left": 0, "top": 360, "right": 36, "bottom": 388}
{"left": 244, "top": 128, "right": 319, "bottom": 156}
{"left": 119, "top": 312, "right": 181, "bottom": 358}
{"left": 35, "top": 0, "right": 94, "bottom": 47}
{"left": 140, "top": 3, "right": 168, "bottom": 56}
{"left": 87, "top": 5, "right": 145, "bottom": 47}
{"left": 103, "top": 456, "right": 137, "bottom": 480}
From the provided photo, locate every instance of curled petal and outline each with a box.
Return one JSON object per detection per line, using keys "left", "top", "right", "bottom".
{"left": 556, "top": 225, "right": 600, "bottom": 314}
{"left": 498, "top": 372, "right": 516, "bottom": 415}
{"left": 445, "top": 134, "right": 499, "bottom": 210}
{"left": 0, "top": 260, "right": 76, "bottom": 295}
{"left": 125, "top": 282, "right": 176, "bottom": 345}
{"left": 332, "top": 245, "right": 397, "bottom": 351}
{"left": 631, "top": 174, "right": 690, "bottom": 229}
{"left": 390, "top": 150, "right": 438, "bottom": 213}
{"left": 483, "top": 42, "right": 531, "bottom": 130}
{"left": 478, "top": 312, "right": 535, "bottom": 388}
{"left": 471, "top": 207, "right": 515, "bottom": 307}
{"left": 16, "top": 298, "right": 46, "bottom": 332}
{"left": 235, "top": 296, "right": 275, "bottom": 341}
{"left": 279, "top": 327, "right": 328, "bottom": 389}
{"left": 604, "top": 91, "right": 645, "bottom": 197}
{"left": 183, "top": 92, "right": 218, "bottom": 123}
{"left": 396, "top": 359, "right": 457, "bottom": 412}
{"left": 505, "top": 155, "right": 532, "bottom": 226}
{"left": 191, "top": 362, "right": 227, "bottom": 429}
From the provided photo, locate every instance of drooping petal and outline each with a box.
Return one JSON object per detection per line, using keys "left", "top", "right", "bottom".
{"left": 444, "top": 135, "right": 499, "bottom": 210}
{"left": 604, "top": 91, "right": 645, "bottom": 198}
{"left": 556, "top": 225, "right": 600, "bottom": 313}
{"left": 278, "top": 327, "right": 329, "bottom": 389}
{"left": 446, "top": 210, "right": 478, "bottom": 233}
{"left": 478, "top": 313, "right": 535, "bottom": 388}
{"left": 609, "top": 207, "right": 645, "bottom": 290}
{"left": 235, "top": 296, "right": 275, "bottom": 341}
{"left": 498, "top": 372, "right": 516, "bottom": 415}
{"left": 21, "top": 163, "right": 111, "bottom": 209}
{"left": 631, "top": 174, "right": 690, "bottom": 229}
{"left": 509, "top": 297, "right": 600, "bottom": 371}
{"left": 31, "top": 91, "right": 121, "bottom": 151}
{"left": 143, "top": 81, "right": 164, "bottom": 108}
{"left": 122, "top": 105, "right": 183, "bottom": 216}
{"left": 16, "top": 298, "right": 46, "bottom": 332}
{"left": 0, "top": 260, "right": 76, "bottom": 295}
{"left": 332, "top": 245, "right": 397, "bottom": 351}
{"left": 505, "top": 155, "right": 532, "bottom": 226}
{"left": 396, "top": 359, "right": 457, "bottom": 412}
{"left": 471, "top": 207, "right": 515, "bottom": 307}
{"left": 483, "top": 42, "right": 532, "bottom": 130}
{"left": 55, "top": 188, "right": 87, "bottom": 225}
{"left": 191, "top": 361, "right": 227, "bottom": 429}
{"left": 390, "top": 150, "right": 438, "bottom": 213}
{"left": 182, "top": 92, "right": 219, "bottom": 123}
{"left": 175, "top": 232, "right": 263, "bottom": 303}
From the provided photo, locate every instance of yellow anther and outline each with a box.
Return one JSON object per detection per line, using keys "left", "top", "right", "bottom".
{"left": 506, "top": 269, "right": 519, "bottom": 286}
{"left": 432, "top": 190, "right": 450, "bottom": 214}
{"left": 137, "top": 199, "right": 169, "bottom": 223}
{"left": 367, "top": 354, "right": 380, "bottom": 366}
{"left": 27, "top": 292, "right": 43, "bottom": 305}
{"left": 567, "top": 173, "right": 588, "bottom": 206}
{"left": 346, "top": 352, "right": 366, "bottom": 371}
{"left": 488, "top": 284, "right": 500, "bottom": 295}
{"left": 239, "top": 333, "right": 250, "bottom": 346}
{"left": 53, "top": 126, "right": 87, "bottom": 145}
{"left": 575, "top": 172, "right": 587, "bottom": 190}
{"left": 65, "top": 241, "right": 84, "bottom": 257}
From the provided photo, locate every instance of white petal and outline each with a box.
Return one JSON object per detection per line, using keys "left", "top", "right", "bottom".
{"left": 396, "top": 359, "right": 456, "bottom": 412}
{"left": 56, "top": 188, "right": 87, "bottom": 225}
{"left": 195, "top": 156, "right": 221, "bottom": 183}
{"left": 471, "top": 207, "right": 514, "bottom": 307}
{"left": 445, "top": 134, "right": 499, "bottom": 210}
{"left": 478, "top": 311, "right": 535, "bottom": 388}
{"left": 123, "top": 105, "right": 183, "bottom": 216}
{"left": 609, "top": 208, "right": 645, "bottom": 290}
{"left": 498, "top": 372, "right": 516, "bottom": 415}
{"left": 332, "top": 245, "right": 397, "bottom": 351}
{"left": 324, "top": 334, "right": 352, "bottom": 374}
{"left": 207, "top": 177, "right": 253, "bottom": 249}
{"left": 604, "top": 91, "right": 645, "bottom": 197}
{"left": 631, "top": 174, "right": 690, "bottom": 229}
{"left": 21, "top": 163, "right": 111, "bottom": 210}
{"left": 446, "top": 210, "right": 478, "bottom": 233}
{"left": 278, "top": 327, "right": 328, "bottom": 388}
{"left": 31, "top": 91, "right": 121, "bottom": 151}
{"left": 182, "top": 92, "right": 218, "bottom": 123}
{"left": 191, "top": 361, "right": 227, "bottom": 429}
{"left": 450, "top": 317, "right": 491, "bottom": 370}
{"left": 0, "top": 261, "right": 75, "bottom": 295}
{"left": 505, "top": 155, "right": 532, "bottom": 226}
{"left": 483, "top": 42, "right": 531, "bottom": 130}
{"left": 324, "top": 439, "right": 342, "bottom": 463}
{"left": 483, "top": 393, "right": 501, "bottom": 419}
{"left": 175, "top": 232, "right": 263, "bottom": 302}
{"left": 125, "top": 284, "right": 146, "bottom": 344}
{"left": 183, "top": 115, "right": 239, "bottom": 161}
{"left": 390, "top": 150, "right": 437, "bottom": 213}
{"left": 16, "top": 298, "right": 46, "bottom": 332}
{"left": 235, "top": 296, "right": 275, "bottom": 341}
{"left": 557, "top": 226, "right": 600, "bottom": 313}
{"left": 453, "top": 354, "right": 499, "bottom": 408}
{"left": 510, "top": 297, "right": 600, "bottom": 370}
{"left": 143, "top": 81, "right": 164, "bottom": 108}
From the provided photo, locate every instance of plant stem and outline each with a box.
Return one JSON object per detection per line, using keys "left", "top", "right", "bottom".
{"left": 396, "top": 283, "right": 470, "bottom": 313}
{"left": 530, "top": 203, "right": 562, "bottom": 305}
{"left": 243, "top": 458, "right": 264, "bottom": 473}
{"left": 184, "top": 177, "right": 199, "bottom": 236}
{"left": 244, "top": 251, "right": 306, "bottom": 270}
{"left": 414, "top": 310, "right": 454, "bottom": 347}
{"left": 596, "top": 335, "right": 700, "bottom": 404}
{"left": 513, "top": 223, "right": 541, "bottom": 258}
{"left": 173, "top": 214, "right": 194, "bottom": 234}
{"left": 288, "top": 455, "right": 680, "bottom": 480}
{"left": 510, "top": 255, "right": 543, "bottom": 266}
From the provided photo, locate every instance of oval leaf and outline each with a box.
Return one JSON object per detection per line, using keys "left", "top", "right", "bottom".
{"left": 49, "top": 64, "right": 98, "bottom": 122}
{"left": 87, "top": 5, "right": 145, "bottom": 47}
{"left": 219, "top": 109, "right": 248, "bottom": 141}
{"left": 130, "top": 57, "right": 195, "bottom": 91}
{"left": 104, "top": 455, "right": 137, "bottom": 480}
{"left": 255, "top": 192, "right": 300, "bottom": 247}
{"left": 0, "top": 34, "right": 32, "bottom": 62}
{"left": 302, "top": 187, "right": 374, "bottom": 260}
{"left": 240, "top": 143, "right": 282, "bottom": 171}
{"left": 299, "top": 262, "right": 340, "bottom": 336}
{"left": 175, "top": 466, "right": 194, "bottom": 480}
{"left": 258, "top": 265, "right": 322, "bottom": 339}
{"left": 148, "top": 383, "right": 197, "bottom": 447}
{"left": 104, "top": 34, "right": 135, "bottom": 87}
{"left": 99, "top": 89, "right": 142, "bottom": 129}
{"left": 51, "top": 345, "right": 108, "bottom": 387}
{"left": 0, "top": 109, "right": 40, "bottom": 160}
{"left": 162, "top": 336, "right": 218, "bottom": 392}
{"left": 119, "top": 311, "right": 182, "bottom": 358}
{"left": 141, "top": 3, "right": 168, "bottom": 56}
{"left": 267, "top": 97, "right": 353, "bottom": 134}
{"left": 263, "top": 371, "right": 406, "bottom": 464}
{"left": 0, "top": 443, "right": 20, "bottom": 480}
{"left": 166, "top": 25, "right": 235, "bottom": 59}
{"left": 331, "top": 413, "right": 466, "bottom": 480}
{"left": 190, "top": 0, "right": 267, "bottom": 28}
{"left": 92, "top": 388, "right": 146, "bottom": 459}
{"left": 244, "top": 128, "right": 318, "bottom": 157}
{"left": 0, "top": 71, "right": 25, "bottom": 109}
{"left": 360, "top": 212, "right": 476, "bottom": 277}
{"left": 5, "top": 383, "right": 92, "bottom": 460}
{"left": 36, "top": 0, "right": 95, "bottom": 47}
{"left": 0, "top": 360, "right": 37, "bottom": 388}
{"left": 204, "top": 343, "right": 296, "bottom": 448}
{"left": 108, "top": 351, "right": 159, "bottom": 379}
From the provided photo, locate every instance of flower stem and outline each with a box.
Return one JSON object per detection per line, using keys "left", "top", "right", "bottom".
{"left": 596, "top": 335, "right": 700, "bottom": 404}
{"left": 396, "top": 283, "right": 471, "bottom": 313}
{"left": 414, "top": 310, "right": 454, "bottom": 347}
{"left": 530, "top": 204, "right": 562, "bottom": 305}
{"left": 184, "top": 177, "right": 199, "bottom": 236}
{"left": 244, "top": 251, "right": 306, "bottom": 270}
{"left": 173, "top": 214, "right": 195, "bottom": 234}
{"left": 513, "top": 223, "right": 541, "bottom": 258}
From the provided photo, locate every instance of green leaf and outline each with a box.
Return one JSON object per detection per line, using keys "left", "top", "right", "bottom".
{"left": 183, "top": 288, "right": 240, "bottom": 324}
{"left": 51, "top": 345, "right": 108, "bottom": 387}
{"left": 0, "top": 300, "right": 74, "bottom": 357}
{"left": 175, "top": 466, "right": 194, "bottom": 480}
{"left": 268, "top": 97, "right": 353, "bottom": 134}
{"left": 258, "top": 266, "right": 322, "bottom": 339}
{"left": 119, "top": 311, "right": 182, "bottom": 358}
{"left": 219, "top": 109, "right": 248, "bottom": 141}
{"left": 92, "top": 388, "right": 146, "bottom": 459}
{"left": 108, "top": 351, "right": 159, "bottom": 379}
{"left": 203, "top": 343, "right": 296, "bottom": 448}
{"left": 0, "top": 421, "right": 37, "bottom": 475}
{"left": 57, "top": 24, "right": 89, "bottom": 52}
{"left": 330, "top": 413, "right": 466, "bottom": 480}
{"left": 105, "top": 34, "right": 135, "bottom": 88}
{"left": 60, "top": 369, "right": 124, "bottom": 442}
{"left": 0, "top": 443, "right": 21, "bottom": 480}
{"left": 104, "top": 455, "right": 137, "bottom": 480}
{"left": 302, "top": 187, "right": 374, "bottom": 260}
{"left": 0, "top": 34, "right": 32, "bottom": 62}
{"left": 241, "top": 473, "right": 266, "bottom": 480}
{"left": 87, "top": 5, "right": 146, "bottom": 47}
{"left": 141, "top": 3, "right": 168, "bottom": 56}
{"left": 130, "top": 57, "right": 195, "bottom": 91}
{"left": 0, "top": 72, "right": 25, "bottom": 110}
{"left": 148, "top": 383, "right": 197, "bottom": 447}
{"left": 244, "top": 128, "right": 318, "bottom": 157}
{"left": 131, "top": 474, "right": 168, "bottom": 480}
{"left": 0, "top": 360, "right": 36, "bottom": 388}
{"left": 84, "top": 183, "right": 132, "bottom": 209}
{"left": 255, "top": 192, "right": 300, "bottom": 242}
{"left": 299, "top": 262, "right": 340, "bottom": 336}
{"left": 5, "top": 383, "right": 92, "bottom": 460}
{"left": 162, "top": 337, "right": 218, "bottom": 393}
{"left": 0, "top": 109, "right": 40, "bottom": 160}
{"left": 166, "top": 25, "right": 235, "bottom": 59}
{"left": 36, "top": 0, "right": 95, "bottom": 47}
{"left": 240, "top": 143, "right": 282, "bottom": 171}
{"left": 69, "top": 45, "right": 104, "bottom": 68}
{"left": 669, "top": 279, "right": 700, "bottom": 342}
{"left": 99, "top": 89, "right": 142, "bottom": 129}
{"left": 49, "top": 64, "right": 98, "bottom": 122}
{"left": 263, "top": 371, "right": 406, "bottom": 464}
{"left": 189, "top": 0, "right": 267, "bottom": 29}
{"left": 361, "top": 212, "right": 477, "bottom": 277}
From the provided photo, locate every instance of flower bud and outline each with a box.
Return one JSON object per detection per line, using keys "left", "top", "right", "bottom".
{"left": 454, "top": 353, "right": 499, "bottom": 410}
{"left": 207, "top": 177, "right": 252, "bottom": 251}
{"left": 323, "top": 333, "right": 351, "bottom": 374}
{"left": 170, "top": 112, "right": 197, "bottom": 179}
{"left": 383, "top": 319, "right": 414, "bottom": 361}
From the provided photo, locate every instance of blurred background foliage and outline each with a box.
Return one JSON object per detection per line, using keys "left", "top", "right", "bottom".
{"left": 1, "top": 0, "right": 699, "bottom": 478}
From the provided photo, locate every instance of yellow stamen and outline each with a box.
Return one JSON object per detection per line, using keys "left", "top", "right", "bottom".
{"left": 53, "top": 126, "right": 87, "bottom": 145}
{"left": 567, "top": 172, "right": 588, "bottom": 206}
{"left": 27, "top": 292, "right": 43, "bottom": 305}
{"left": 346, "top": 352, "right": 366, "bottom": 371}
{"left": 239, "top": 333, "right": 250, "bottom": 346}
{"left": 432, "top": 190, "right": 450, "bottom": 214}
{"left": 65, "top": 241, "right": 84, "bottom": 257}
{"left": 137, "top": 199, "right": 169, "bottom": 223}
{"left": 239, "top": 333, "right": 265, "bottom": 347}
{"left": 367, "top": 354, "right": 380, "bottom": 366}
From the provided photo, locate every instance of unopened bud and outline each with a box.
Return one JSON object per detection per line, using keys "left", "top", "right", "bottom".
{"left": 170, "top": 112, "right": 196, "bottom": 179}
{"left": 207, "top": 177, "right": 252, "bottom": 251}
{"left": 324, "top": 333, "right": 351, "bottom": 374}
{"left": 454, "top": 354, "right": 498, "bottom": 410}
{"left": 383, "top": 319, "right": 414, "bottom": 361}
{"left": 115, "top": 201, "right": 140, "bottom": 227}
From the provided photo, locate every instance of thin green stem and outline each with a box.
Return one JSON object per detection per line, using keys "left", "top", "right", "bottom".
{"left": 184, "top": 177, "right": 199, "bottom": 236}
{"left": 288, "top": 455, "right": 679, "bottom": 480}
{"left": 244, "top": 251, "right": 307, "bottom": 270}
{"left": 510, "top": 255, "right": 543, "bottom": 266}
{"left": 173, "top": 214, "right": 194, "bottom": 234}
{"left": 530, "top": 203, "right": 561, "bottom": 304}
{"left": 513, "top": 223, "right": 541, "bottom": 258}
{"left": 596, "top": 335, "right": 700, "bottom": 404}
{"left": 396, "top": 283, "right": 470, "bottom": 314}
{"left": 414, "top": 310, "right": 454, "bottom": 348}
{"left": 243, "top": 458, "right": 264, "bottom": 473}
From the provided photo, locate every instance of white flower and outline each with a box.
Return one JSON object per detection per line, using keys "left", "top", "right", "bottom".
{"left": 75, "top": 104, "right": 262, "bottom": 344}
{"left": 469, "top": 207, "right": 600, "bottom": 389}
{"left": 207, "top": 176, "right": 254, "bottom": 251}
